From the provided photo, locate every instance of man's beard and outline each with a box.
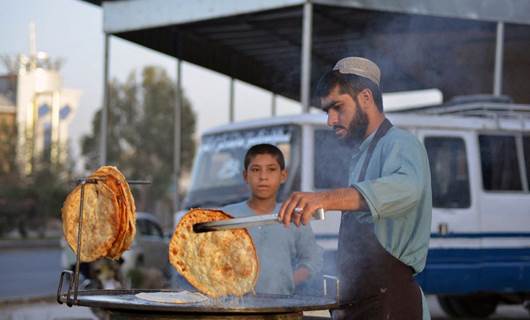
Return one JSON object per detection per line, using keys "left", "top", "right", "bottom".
{"left": 339, "top": 97, "right": 369, "bottom": 147}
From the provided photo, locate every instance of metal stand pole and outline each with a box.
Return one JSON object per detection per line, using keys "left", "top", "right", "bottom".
{"left": 72, "top": 181, "right": 87, "bottom": 304}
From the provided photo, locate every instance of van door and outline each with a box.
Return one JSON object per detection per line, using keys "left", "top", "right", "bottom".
{"left": 475, "top": 133, "right": 530, "bottom": 292}
{"left": 477, "top": 133, "right": 529, "bottom": 234}
{"left": 416, "top": 129, "right": 481, "bottom": 293}
{"left": 418, "top": 130, "right": 478, "bottom": 235}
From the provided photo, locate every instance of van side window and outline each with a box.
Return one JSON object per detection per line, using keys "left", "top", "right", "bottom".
{"left": 524, "top": 136, "right": 530, "bottom": 190}
{"left": 479, "top": 135, "right": 522, "bottom": 191}
{"left": 314, "top": 130, "right": 351, "bottom": 189}
{"left": 424, "top": 137, "right": 470, "bottom": 208}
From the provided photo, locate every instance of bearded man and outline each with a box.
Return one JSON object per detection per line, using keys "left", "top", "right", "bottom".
{"left": 279, "top": 57, "right": 432, "bottom": 320}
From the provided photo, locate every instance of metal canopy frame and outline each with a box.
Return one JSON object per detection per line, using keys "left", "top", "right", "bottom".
{"left": 84, "top": 0, "right": 530, "bottom": 206}
{"left": 85, "top": 0, "right": 530, "bottom": 104}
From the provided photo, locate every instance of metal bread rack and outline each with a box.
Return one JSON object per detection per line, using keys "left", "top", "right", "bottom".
{"left": 57, "top": 176, "right": 150, "bottom": 307}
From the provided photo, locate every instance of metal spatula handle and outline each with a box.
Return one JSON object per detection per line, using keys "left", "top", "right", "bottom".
{"left": 193, "top": 208, "right": 325, "bottom": 233}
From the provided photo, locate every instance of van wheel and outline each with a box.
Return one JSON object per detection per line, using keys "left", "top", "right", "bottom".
{"left": 437, "top": 295, "right": 498, "bottom": 318}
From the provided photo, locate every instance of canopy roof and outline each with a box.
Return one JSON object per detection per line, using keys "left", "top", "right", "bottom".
{"left": 84, "top": 0, "right": 530, "bottom": 103}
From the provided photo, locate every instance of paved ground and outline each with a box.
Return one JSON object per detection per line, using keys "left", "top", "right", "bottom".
{"left": 0, "top": 298, "right": 96, "bottom": 320}
{"left": 0, "top": 247, "right": 62, "bottom": 300}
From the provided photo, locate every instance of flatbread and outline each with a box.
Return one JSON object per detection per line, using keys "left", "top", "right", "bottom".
{"left": 61, "top": 181, "right": 119, "bottom": 262}
{"left": 169, "top": 209, "right": 259, "bottom": 298}
{"left": 61, "top": 166, "right": 136, "bottom": 262}
{"left": 135, "top": 291, "right": 208, "bottom": 304}
{"left": 89, "top": 166, "right": 136, "bottom": 259}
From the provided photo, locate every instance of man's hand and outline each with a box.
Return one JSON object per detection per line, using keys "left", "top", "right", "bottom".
{"left": 278, "top": 188, "right": 368, "bottom": 227}
{"left": 278, "top": 191, "right": 328, "bottom": 227}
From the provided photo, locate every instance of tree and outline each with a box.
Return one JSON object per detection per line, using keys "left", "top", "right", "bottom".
{"left": 0, "top": 118, "right": 71, "bottom": 238}
{"left": 82, "top": 66, "right": 196, "bottom": 216}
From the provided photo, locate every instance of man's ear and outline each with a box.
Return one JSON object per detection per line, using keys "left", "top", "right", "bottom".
{"left": 359, "top": 88, "right": 374, "bottom": 109}
{"left": 280, "top": 169, "right": 288, "bottom": 183}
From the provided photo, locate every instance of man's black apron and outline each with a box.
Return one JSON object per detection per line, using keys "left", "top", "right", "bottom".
{"left": 332, "top": 119, "right": 422, "bottom": 320}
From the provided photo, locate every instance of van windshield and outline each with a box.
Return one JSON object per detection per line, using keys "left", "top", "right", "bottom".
{"left": 183, "top": 125, "right": 300, "bottom": 208}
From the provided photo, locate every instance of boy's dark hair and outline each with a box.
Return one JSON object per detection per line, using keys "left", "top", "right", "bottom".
{"left": 315, "top": 70, "right": 383, "bottom": 112}
{"left": 244, "top": 144, "right": 285, "bottom": 170}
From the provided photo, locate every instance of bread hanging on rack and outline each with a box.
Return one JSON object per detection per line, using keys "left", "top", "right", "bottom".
{"left": 61, "top": 166, "right": 136, "bottom": 262}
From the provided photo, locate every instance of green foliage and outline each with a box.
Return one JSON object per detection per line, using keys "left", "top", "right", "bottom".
{"left": 0, "top": 139, "right": 71, "bottom": 238}
{"left": 81, "top": 66, "right": 196, "bottom": 213}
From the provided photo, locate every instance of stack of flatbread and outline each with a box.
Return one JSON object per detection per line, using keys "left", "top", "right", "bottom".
{"left": 169, "top": 209, "right": 259, "bottom": 298}
{"left": 62, "top": 166, "right": 136, "bottom": 262}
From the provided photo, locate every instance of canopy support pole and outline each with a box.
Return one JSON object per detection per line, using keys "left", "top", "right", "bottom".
{"left": 99, "top": 33, "right": 110, "bottom": 166}
{"left": 493, "top": 21, "right": 504, "bottom": 96}
{"left": 173, "top": 59, "right": 183, "bottom": 212}
{"left": 300, "top": 1, "right": 313, "bottom": 113}
{"left": 229, "top": 78, "right": 235, "bottom": 122}
{"left": 271, "top": 93, "right": 277, "bottom": 116}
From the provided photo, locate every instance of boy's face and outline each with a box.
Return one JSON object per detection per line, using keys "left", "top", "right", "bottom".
{"left": 243, "top": 154, "right": 287, "bottom": 200}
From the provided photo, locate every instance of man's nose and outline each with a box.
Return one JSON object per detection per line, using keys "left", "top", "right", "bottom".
{"left": 327, "top": 110, "right": 338, "bottom": 127}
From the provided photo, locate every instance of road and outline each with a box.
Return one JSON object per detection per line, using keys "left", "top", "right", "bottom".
{"left": 0, "top": 248, "right": 528, "bottom": 319}
{"left": 0, "top": 248, "right": 62, "bottom": 300}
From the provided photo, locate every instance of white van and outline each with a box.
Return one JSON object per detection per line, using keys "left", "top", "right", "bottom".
{"left": 181, "top": 96, "right": 530, "bottom": 317}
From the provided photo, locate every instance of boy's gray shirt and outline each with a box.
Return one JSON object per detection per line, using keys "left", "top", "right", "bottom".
{"left": 222, "top": 201, "right": 323, "bottom": 295}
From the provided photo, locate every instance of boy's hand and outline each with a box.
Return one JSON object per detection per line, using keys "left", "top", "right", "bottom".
{"left": 293, "top": 266, "right": 311, "bottom": 285}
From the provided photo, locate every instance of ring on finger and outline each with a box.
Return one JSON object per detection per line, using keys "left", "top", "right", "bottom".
{"left": 293, "top": 207, "right": 303, "bottom": 214}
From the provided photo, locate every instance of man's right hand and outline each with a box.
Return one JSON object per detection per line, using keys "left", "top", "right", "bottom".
{"left": 278, "top": 191, "right": 327, "bottom": 227}
{"left": 278, "top": 188, "right": 368, "bottom": 227}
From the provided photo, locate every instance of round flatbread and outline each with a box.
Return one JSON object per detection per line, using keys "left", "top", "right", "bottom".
{"left": 61, "top": 166, "right": 136, "bottom": 262}
{"left": 135, "top": 291, "right": 208, "bottom": 304}
{"left": 90, "top": 166, "right": 136, "bottom": 259}
{"left": 169, "top": 209, "right": 259, "bottom": 298}
{"left": 61, "top": 181, "right": 119, "bottom": 262}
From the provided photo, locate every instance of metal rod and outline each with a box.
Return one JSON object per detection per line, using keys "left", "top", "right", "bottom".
{"left": 99, "top": 33, "right": 110, "bottom": 166}
{"left": 173, "top": 59, "right": 182, "bottom": 212}
{"left": 229, "top": 77, "right": 235, "bottom": 122}
{"left": 127, "top": 180, "right": 152, "bottom": 185}
{"left": 493, "top": 21, "right": 504, "bottom": 96}
{"left": 72, "top": 178, "right": 150, "bottom": 185}
{"left": 73, "top": 180, "right": 87, "bottom": 304}
{"left": 300, "top": 0, "right": 313, "bottom": 113}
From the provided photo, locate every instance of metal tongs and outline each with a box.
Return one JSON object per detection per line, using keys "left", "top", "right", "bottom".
{"left": 193, "top": 208, "right": 325, "bottom": 233}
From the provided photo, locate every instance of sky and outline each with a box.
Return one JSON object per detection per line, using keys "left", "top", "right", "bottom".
{"left": 0, "top": 0, "right": 304, "bottom": 167}
{"left": 0, "top": 0, "right": 442, "bottom": 172}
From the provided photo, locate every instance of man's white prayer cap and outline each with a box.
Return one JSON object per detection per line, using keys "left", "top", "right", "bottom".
{"left": 333, "top": 57, "right": 381, "bottom": 87}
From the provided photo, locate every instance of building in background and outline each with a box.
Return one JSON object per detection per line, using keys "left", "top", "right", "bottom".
{"left": 0, "top": 24, "right": 80, "bottom": 175}
{"left": 0, "top": 75, "right": 17, "bottom": 174}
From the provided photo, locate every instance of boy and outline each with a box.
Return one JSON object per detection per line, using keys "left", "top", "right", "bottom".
{"left": 223, "top": 143, "right": 323, "bottom": 295}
